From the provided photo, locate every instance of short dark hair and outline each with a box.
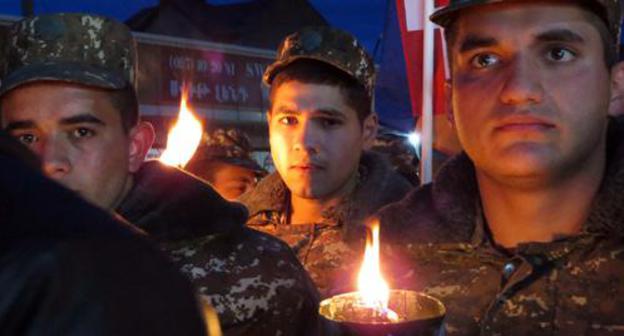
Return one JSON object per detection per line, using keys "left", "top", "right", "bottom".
{"left": 268, "top": 60, "right": 373, "bottom": 124}
{"left": 443, "top": 1, "right": 617, "bottom": 69}
{"left": 106, "top": 85, "right": 139, "bottom": 134}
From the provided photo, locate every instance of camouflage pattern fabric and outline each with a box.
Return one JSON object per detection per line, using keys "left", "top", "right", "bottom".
{"left": 375, "top": 121, "right": 624, "bottom": 335}
{"left": 371, "top": 132, "right": 420, "bottom": 186}
{"left": 263, "top": 26, "right": 376, "bottom": 98}
{"left": 116, "top": 161, "right": 320, "bottom": 335}
{"left": 240, "top": 151, "right": 412, "bottom": 298}
{"left": 431, "top": 0, "right": 623, "bottom": 50}
{"left": 0, "top": 13, "right": 136, "bottom": 97}
{"left": 187, "top": 128, "right": 266, "bottom": 175}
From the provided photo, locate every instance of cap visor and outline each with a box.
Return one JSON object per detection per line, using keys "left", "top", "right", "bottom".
{"left": 264, "top": 55, "right": 359, "bottom": 87}
{"left": 0, "top": 61, "right": 127, "bottom": 97}
{"left": 220, "top": 157, "right": 266, "bottom": 173}
{"left": 430, "top": 0, "right": 507, "bottom": 27}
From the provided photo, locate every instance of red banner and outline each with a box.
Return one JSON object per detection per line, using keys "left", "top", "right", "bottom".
{"left": 396, "top": 0, "right": 449, "bottom": 116}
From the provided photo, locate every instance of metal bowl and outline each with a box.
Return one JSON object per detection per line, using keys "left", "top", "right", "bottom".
{"left": 319, "top": 289, "right": 445, "bottom": 336}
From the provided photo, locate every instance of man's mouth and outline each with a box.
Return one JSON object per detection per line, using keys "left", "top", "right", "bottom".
{"left": 494, "top": 115, "right": 556, "bottom": 132}
{"left": 290, "top": 162, "right": 324, "bottom": 172}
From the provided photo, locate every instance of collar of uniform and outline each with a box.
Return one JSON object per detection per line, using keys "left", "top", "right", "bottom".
{"left": 471, "top": 197, "right": 596, "bottom": 264}
{"left": 435, "top": 119, "right": 624, "bottom": 244}
{"left": 273, "top": 164, "right": 365, "bottom": 227}
{"left": 241, "top": 151, "right": 408, "bottom": 230}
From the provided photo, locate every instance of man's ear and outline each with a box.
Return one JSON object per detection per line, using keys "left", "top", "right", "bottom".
{"left": 444, "top": 80, "right": 456, "bottom": 127}
{"left": 265, "top": 110, "right": 274, "bottom": 138}
{"left": 266, "top": 109, "right": 272, "bottom": 126}
{"left": 127, "top": 121, "right": 155, "bottom": 173}
{"left": 609, "top": 61, "right": 624, "bottom": 117}
{"left": 362, "top": 112, "right": 378, "bottom": 150}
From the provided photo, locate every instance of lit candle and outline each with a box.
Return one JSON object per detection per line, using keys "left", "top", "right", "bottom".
{"left": 160, "top": 87, "right": 203, "bottom": 168}
{"left": 318, "top": 221, "right": 446, "bottom": 335}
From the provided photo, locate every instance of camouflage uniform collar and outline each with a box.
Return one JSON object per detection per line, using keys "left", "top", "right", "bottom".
{"left": 241, "top": 171, "right": 289, "bottom": 216}
{"left": 434, "top": 119, "right": 624, "bottom": 243}
{"left": 241, "top": 151, "right": 411, "bottom": 230}
{"left": 244, "top": 166, "right": 363, "bottom": 227}
{"left": 471, "top": 198, "right": 596, "bottom": 263}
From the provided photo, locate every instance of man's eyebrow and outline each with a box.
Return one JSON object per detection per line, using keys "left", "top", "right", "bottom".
{"left": 273, "top": 106, "right": 347, "bottom": 118}
{"left": 314, "top": 108, "right": 346, "bottom": 118}
{"left": 273, "top": 106, "right": 301, "bottom": 115}
{"left": 59, "top": 114, "right": 105, "bottom": 126}
{"left": 535, "top": 29, "right": 585, "bottom": 44}
{"left": 4, "top": 120, "right": 36, "bottom": 132}
{"left": 459, "top": 34, "right": 498, "bottom": 53}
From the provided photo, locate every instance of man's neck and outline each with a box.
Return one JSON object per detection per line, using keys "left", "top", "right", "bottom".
{"left": 477, "top": 150, "right": 606, "bottom": 248}
{"left": 288, "top": 172, "right": 358, "bottom": 225}
{"left": 112, "top": 174, "right": 135, "bottom": 212}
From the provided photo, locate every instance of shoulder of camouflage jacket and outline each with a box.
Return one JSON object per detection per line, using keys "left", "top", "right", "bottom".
{"left": 162, "top": 227, "right": 319, "bottom": 332}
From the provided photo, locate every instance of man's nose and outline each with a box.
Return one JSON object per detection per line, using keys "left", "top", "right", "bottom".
{"left": 499, "top": 56, "right": 544, "bottom": 106}
{"left": 41, "top": 138, "right": 71, "bottom": 180}
{"left": 292, "top": 120, "right": 321, "bottom": 154}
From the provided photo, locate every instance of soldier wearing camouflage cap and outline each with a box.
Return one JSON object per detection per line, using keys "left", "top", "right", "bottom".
{"left": 240, "top": 26, "right": 412, "bottom": 298}
{"left": 374, "top": 1, "right": 624, "bottom": 334}
{"left": 0, "top": 13, "right": 321, "bottom": 335}
{"left": 185, "top": 128, "right": 267, "bottom": 200}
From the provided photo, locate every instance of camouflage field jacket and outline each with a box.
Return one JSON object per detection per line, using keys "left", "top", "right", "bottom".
{"left": 376, "top": 122, "right": 624, "bottom": 335}
{"left": 240, "top": 151, "right": 412, "bottom": 298}
{"left": 116, "top": 161, "right": 320, "bottom": 336}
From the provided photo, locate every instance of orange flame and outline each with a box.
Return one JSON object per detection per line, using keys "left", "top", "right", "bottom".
{"left": 160, "top": 90, "right": 203, "bottom": 168}
{"left": 357, "top": 221, "right": 399, "bottom": 321}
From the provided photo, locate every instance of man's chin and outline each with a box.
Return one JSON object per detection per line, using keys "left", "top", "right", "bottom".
{"left": 288, "top": 184, "right": 326, "bottom": 200}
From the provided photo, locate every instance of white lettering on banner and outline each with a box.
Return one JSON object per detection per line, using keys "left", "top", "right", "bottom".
{"left": 169, "top": 80, "right": 211, "bottom": 100}
{"left": 196, "top": 59, "right": 209, "bottom": 72}
{"left": 245, "top": 63, "right": 265, "bottom": 78}
{"left": 169, "top": 55, "right": 195, "bottom": 70}
{"left": 405, "top": 0, "right": 424, "bottom": 32}
{"left": 169, "top": 80, "right": 250, "bottom": 104}
{"left": 215, "top": 84, "right": 249, "bottom": 103}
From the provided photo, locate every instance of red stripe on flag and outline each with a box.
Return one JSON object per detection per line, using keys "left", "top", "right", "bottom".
{"left": 396, "top": 0, "right": 449, "bottom": 116}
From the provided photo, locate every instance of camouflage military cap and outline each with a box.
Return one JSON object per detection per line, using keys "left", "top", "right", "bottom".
{"left": 0, "top": 13, "right": 136, "bottom": 97}
{"left": 431, "top": 0, "right": 623, "bottom": 49}
{"left": 192, "top": 128, "right": 266, "bottom": 174}
{"left": 263, "top": 26, "right": 376, "bottom": 97}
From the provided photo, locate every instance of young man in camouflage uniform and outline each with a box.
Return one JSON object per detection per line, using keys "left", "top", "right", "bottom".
{"left": 186, "top": 128, "right": 266, "bottom": 200}
{"left": 239, "top": 27, "right": 412, "bottom": 298}
{"left": 0, "top": 13, "right": 319, "bottom": 335}
{"left": 376, "top": 1, "right": 624, "bottom": 334}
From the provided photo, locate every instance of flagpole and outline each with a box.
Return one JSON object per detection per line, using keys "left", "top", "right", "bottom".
{"left": 420, "top": 0, "right": 435, "bottom": 184}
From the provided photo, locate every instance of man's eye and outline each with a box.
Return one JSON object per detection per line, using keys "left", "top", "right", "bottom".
{"left": 470, "top": 53, "right": 500, "bottom": 69}
{"left": 321, "top": 118, "right": 341, "bottom": 128}
{"left": 17, "top": 133, "right": 38, "bottom": 145}
{"left": 547, "top": 47, "right": 575, "bottom": 62}
{"left": 71, "top": 128, "right": 95, "bottom": 138}
{"left": 278, "top": 116, "right": 297, "bottom": 126}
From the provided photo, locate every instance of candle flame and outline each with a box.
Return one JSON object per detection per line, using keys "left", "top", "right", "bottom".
{"left": 357, "top": 221, "right": 399, "bottom": 322}
{"left": 160, "top": 90, "right": 203, "bottom": 168}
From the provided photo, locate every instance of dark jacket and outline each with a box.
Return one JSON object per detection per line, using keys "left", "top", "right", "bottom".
{"left": 240, "top": 151, "right": 412, "bottom": 298}
{"left": 376, "top": 122, "right": 624, "bottom": 335}
{"left": 0, "top": 134, "right": 206, "bottom": 336}
{"left": 117, "top": 161, "right": 320, "bottom": 335}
